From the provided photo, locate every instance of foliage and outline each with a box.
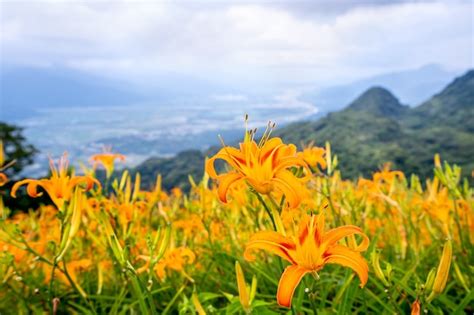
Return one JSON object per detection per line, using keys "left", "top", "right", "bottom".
{"left": 0, "top": 133, "right": 472, "bottom": 314}
{"left": 0, "top": 122, "right": 37, "bottom": 178}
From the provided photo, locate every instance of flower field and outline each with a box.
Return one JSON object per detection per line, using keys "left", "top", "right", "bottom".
{"left": 0, "top": 125, "right": 472, "bottom": 314}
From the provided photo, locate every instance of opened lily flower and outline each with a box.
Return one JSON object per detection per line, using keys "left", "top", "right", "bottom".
{"left": 90, "top": 151, "right": 126, "bottom": 178}
{"left": 206, "top": 124, "right": 309, "bottom": 208}
{"left": 297, "top": 142, "right": 326, "bottom": 170}
{"left": 11, "top": 154, "right": 100, "bottom": 210}
{"left": 373, "top": 163, "right": 405, "bottom": 184}
{"left": 244, "top": 212, "right": 369, "bottom": 308}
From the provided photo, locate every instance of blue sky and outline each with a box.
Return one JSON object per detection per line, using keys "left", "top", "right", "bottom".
{"left": 1, "top": 0, "right": 472, "bottom": 89}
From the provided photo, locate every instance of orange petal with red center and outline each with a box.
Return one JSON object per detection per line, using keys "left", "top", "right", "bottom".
{"left": 217, "top": 173, "right": 243, "bottom": 203}
{"left": 324, "top": 225, "right": 370, "bottom": 252}
{"left": 244, "top": 231, "right": 296, "bottom": 264}
{"left": 205, "top": 147, "right": 246, "bottom": 178}
{"left": 259, "top": 137, "right": 283, "bottom": 162}
{"left": 277, "top": 265, "right": 308, "bottom": 308}
{"left": 324, "top": 245, "right": 369, "bottom": 287}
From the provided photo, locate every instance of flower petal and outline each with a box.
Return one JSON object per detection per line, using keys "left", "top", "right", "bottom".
{"left": 244, "top": 231, "right": 296, "bottom": 264}
{"left": 324, "top": 245, "right": 369, "bottom": 287}
{"left": 0, "top": 173, "right": 8, "bottom": 186}
{"left": 277, "top": 265, "right": 308, "bottom": 308}
{"left": 273, "top": 170, "right": 304, "bottom": 208}
{"left": 324, "top": 226, "right": 370, "bottom": 252}
{"left": 69, "top": 176, "right": 100, "bottom": 192}
{"left": 259, "top": 137, "right": 283, "bottom": 162}
{"left": 11, "top": 179, "right": 43, "bottom": 198}
{"left": 217, "top": 173, "right": 243, "bottom": 203}
{"left": 205, "top": 147, "right": 246, "bottom": 178}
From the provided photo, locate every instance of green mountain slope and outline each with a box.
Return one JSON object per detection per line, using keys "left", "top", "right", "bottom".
{"left": 409, "top": 69, "right": 474, "bottom": 131}
{"left": 133, "top": 70, "right": 474, "bottom": 189}
{"left": 135, "top": 150, "right": 205, "bottom": 191}
{"left": 275, "top": 87, "right": 414, "bottom": 177}
{"left": 276, "top": 70, "right": 473, "bottom": 179}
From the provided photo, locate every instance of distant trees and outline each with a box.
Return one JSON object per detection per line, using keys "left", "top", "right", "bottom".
{"left": 0, "top": 122, "right": 37, "bottom": 179}
{"left": 1, "top": 122, "right": 41, "bottom": 211}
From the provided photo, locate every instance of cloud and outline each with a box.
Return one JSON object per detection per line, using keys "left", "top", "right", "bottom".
{"left": 211, "top": 94, "right": 248, "bottom": 102}
{"left": 1, "top": 0, "right": 472, "bottom": 87}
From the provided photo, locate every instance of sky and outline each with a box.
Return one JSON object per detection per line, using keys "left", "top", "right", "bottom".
{"left": 1, "top": 0, "right": 472, "bottom": 89}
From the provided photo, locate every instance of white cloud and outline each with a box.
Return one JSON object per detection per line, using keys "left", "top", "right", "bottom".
{"left": 1, "top": 0, "right": 472, "bottom": 87}
{"left": 211, "top": 94, "right": 248, "bottom": 102}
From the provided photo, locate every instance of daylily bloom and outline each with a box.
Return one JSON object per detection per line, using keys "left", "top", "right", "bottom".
{"left": 137, "top": 247, "right": 196, "bottom": 279}
{"left": 206, "top": 129, "right": 309, "bottom": 208}
{"left": 244, "top": 213, "right": 369, "bottom": 308}
{"left": 297, "top": 142, "right": 326, "bottom": 170}
{"left": 90, "top": 151, "right": 125, "bottom": 178}
{"left": 11, "top": 154, "right": 100, "bottom": 210}
{"left": 373, "top": 163, "right": 405, "bottom": 185}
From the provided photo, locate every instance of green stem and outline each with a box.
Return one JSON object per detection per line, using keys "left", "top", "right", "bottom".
{"left": 254, "top": 192, "right": 277, "bottom": 231}
{"left": 254, "top": 192, "right": 284, "bottom": 273}
{"left": 62, "top": 260, "right": 97, "bottom": 314}
{"left": 162, "top": 284, "right": 186, "bottom": 315}
{"left": 48, "top": 262, "right": 58, "bottom": 314}
{"left": 129, "top": 275, "right": 150, "bottom": 315}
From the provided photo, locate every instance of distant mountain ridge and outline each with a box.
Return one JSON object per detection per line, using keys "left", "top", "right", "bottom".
{"left": 133, "top": 69, "right": 474, "bottom": 191}
{"left": 303, "top": 64, "right": 459, "bottom": 112}
{"left": 0, "top": 66, "right": 143, "bottom": 120}
{"left": 275, "top": 69, "right": 473, "bottom": 179}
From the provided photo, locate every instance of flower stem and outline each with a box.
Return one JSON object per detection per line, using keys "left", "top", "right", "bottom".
{"left": 254, "top": 192, "right": 277, "bottom": 231}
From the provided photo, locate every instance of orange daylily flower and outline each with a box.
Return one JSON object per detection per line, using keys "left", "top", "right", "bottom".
{"left": 171, "top": 187, "right": 183, "bottom": 198}
{"left": 373, "top": 163, "right": 405, "bottom": 184}
{"left": 156, "top": 247, "right": 195, "bottom": 279}
{"left": 90, "top": 151, "right": 126, "bottom": 178}
{"left": 297, "top": 142, "right": 326, "bottom": 170}
{"left": 138, "top": 247, "right": 195, "bottom": 279}
{"left": 206, "top": 134, "right": 309, "bottom": 208}
{"left": 244, "top": 213, "right": 369, "bottom": 308}
{"left": 11, "top": 154, "right": 100, "bottom": 210}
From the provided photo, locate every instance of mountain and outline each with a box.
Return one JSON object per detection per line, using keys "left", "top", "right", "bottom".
{"left": 0, "top": 66, "right": 144, "bottom": 120}
{"left": 275, "top": 87, "right": 411, "bottom": 177}
{"left": 0, "top": 65, "right": 235, "bottom": 122}
{"left": 276, "top": 70, "right": 474, "bottom": 178}
{"left": 346, "top": 86, "right": 409, "bottom": 118}
{"left": 132, "top": 69, "right": 474, "bottom": 189}
{"left": 410, "top": 70, "right": 474, "bottom": 130}
{"left": 135, "top": 150, "right": 206, "bottom": 191}
{"left": 303, "top": 64, "right": 460, "bottom": 112}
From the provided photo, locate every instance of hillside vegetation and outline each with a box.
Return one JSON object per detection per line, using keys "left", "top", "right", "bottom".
{"left": 135, "top": 70, "right": 474, "bottom": 190}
